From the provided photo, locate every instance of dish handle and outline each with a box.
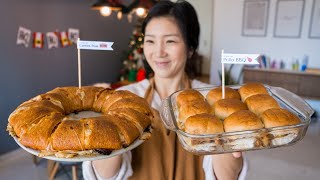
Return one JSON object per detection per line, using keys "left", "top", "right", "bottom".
{"left": 268, "top": 86, "right": 314, "bottom": 119}
{"left": 160, "top": 98, "right": 177, "bottom": 131}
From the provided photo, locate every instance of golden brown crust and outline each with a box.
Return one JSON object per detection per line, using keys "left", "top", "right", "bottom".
{"left": 102, "top": 115, "right": 140, "bottom": 147}
{"left": 185, "top": 113, "right": 224, "bottom": 134}
{"left": 239, "top": 82, "right": 269, "bottom": 102}
{"left": 260, "top": 108, "right": 300, "bottom": 128}
{"left": 51, "top": 120, "right": 86, "bottom": 151}
{"left": 178, "top": 100, "right": 212, "bottom": 123}
{"left": 78, "top": 86, "right": 105, "bottom": 110}
{"left": 176, "top": 89, "right": 204, "bottom": 108}
{"left": 82, "top": 117, "right": 122, "bottom": 150}
{"left": 108, "top": 108, "right": 152, "bottom": 133}
{"left": 92, "top": 88, "right": 115, "bottom": 112}
{"left": 108, "top": 97, "right": 153, "bottom": 117}
{"left": 245, "top": 94, "right": 280, "bottom": 115}
{"left": 206, "top": 87, "right": 240, "bottom": 106}
{"left": 19, "top": 113, "right": 63, "bottom": 150}
{"left": 9, "top": 100, "right": 64, "bottom": 137}
{"left": 101, "top": 90, "right": 137, "bottom": 113}
{"left": 7, "top": 86, "right": 153, "bottom": 156}
{"left": 224, "top": 110, "right": 264, "bottom": 132}
{"left": 214, "top": 99, "right": 247, "bottom": 120}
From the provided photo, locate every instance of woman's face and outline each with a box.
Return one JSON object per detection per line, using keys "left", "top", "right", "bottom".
{"left": 143, "top": 16, "right": 189, "bottom": 79}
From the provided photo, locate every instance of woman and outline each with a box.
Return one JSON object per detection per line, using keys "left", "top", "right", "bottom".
{"left": 83, "top": 1, "right": 247, "bottom": 179}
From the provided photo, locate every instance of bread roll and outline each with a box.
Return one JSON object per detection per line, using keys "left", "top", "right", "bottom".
{"left": 176, "top": 89, "right": 204, "bottom": 108}
{"left": 260, "top": 108, "right": 300, "bottom": 128}
{"left": 224, "top": 110, "right": 264, "bottom": 132}
{"left": 260, "top": 108, "right": 300, "bottom": 146}
{"left": 206, "top": 87, "right": 240, "bottom": 106}
{"left": 245, "top": 94, "right": 280, "bottom": 115}
{"left": 184, "top": 113, "right": 224, "bottom": 150}
{"left": 178, "top": 100, "right": 212, "bottom": 127}
{"left": 224, "top": 110, "right": 265, "bottom": 149}
{"left": 214, "top": 99, "right": 247, "bottom": 120}
{"left": 185, "top": 113, "right": 224, "bottom": 134}
{"left": 239, "top": 82, "right": 269, "bottom": 101}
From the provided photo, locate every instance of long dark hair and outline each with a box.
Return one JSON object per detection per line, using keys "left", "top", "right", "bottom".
{"left": 142, "top": 0, "right": 200, "bottom": 79}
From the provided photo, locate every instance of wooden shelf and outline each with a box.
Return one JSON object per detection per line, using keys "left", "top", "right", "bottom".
{"left": 243, "top": 68, "right": 320, "bottom": 99}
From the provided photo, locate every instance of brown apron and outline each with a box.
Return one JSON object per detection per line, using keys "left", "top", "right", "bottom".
{"left": 128, "top": 77, "right": 205, "bottom": 180}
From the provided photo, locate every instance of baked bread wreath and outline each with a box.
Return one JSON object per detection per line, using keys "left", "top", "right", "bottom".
{"left": 7, "top": 86, "right": 153, "bottom": 158}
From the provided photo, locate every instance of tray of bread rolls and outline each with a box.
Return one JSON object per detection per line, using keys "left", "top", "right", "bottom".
{"left": 160, "top": 82, "right": 314, "bottom": 155}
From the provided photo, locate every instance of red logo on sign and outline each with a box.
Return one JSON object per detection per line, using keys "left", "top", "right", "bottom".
{"left": 100, "top": 44, "right": 108, "bottom": 48}
{"left": 247, "top": 57, "right": 252, "bottom": 62}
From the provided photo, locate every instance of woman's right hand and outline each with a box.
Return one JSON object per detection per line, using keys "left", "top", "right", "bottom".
{"left": 92, "top": 155, "right": 122, "bottom": 179}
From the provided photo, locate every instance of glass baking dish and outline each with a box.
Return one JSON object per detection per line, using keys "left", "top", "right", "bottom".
{"left": 160, "top": 85, "right": 314, "bottom": 155}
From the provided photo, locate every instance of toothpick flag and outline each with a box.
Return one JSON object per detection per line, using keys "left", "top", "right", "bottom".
{"left": 221, "top": 50, "right": 260, "bottom": 98}
{"left": 77, "top": 40, "right": 114, "bottom": 51}
{"left": 221, "top": 53, "right": 260, "bottom": 64}
{"left": 76, "top": 39, "right": 114, "bottom": 88}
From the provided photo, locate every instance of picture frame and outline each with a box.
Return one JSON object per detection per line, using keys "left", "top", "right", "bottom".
{"left": 309, "top": 0, "right": 320, "bottom": 38}
{"left": 274, "top": 0, "right": 305, "bottom": 38}
{"left": 242, "top": 0, "right": 269, "bottom": 37}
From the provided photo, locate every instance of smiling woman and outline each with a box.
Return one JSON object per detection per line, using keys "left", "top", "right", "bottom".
{"left": 83, "top": 1, "right": 246, "bottom": 180}
{"left": 143, "top": 16, "right": 188, "bottom": 79}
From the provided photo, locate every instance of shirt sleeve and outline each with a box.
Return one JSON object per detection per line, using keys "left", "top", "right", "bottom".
{"left": 82, "top": 151, "right": 133, "bottom": 180}
{"left": 202, "top": 154, "right": 248, "bottom": 180}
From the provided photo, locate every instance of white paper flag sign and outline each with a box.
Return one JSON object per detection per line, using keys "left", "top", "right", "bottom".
{"left": 46, "top": 32, "right": 59, "bottom": 49}
{"left": 68, "top": 28, "right": 79, "bottom": 44}
{"left": 17, "top": 26, "right": 31, "bottom": 47}
{"left": 221, "top": 53, "right": 260, "bottom": 64}
{"left": 77, "top": 40, "right": 114, "bottom": 51}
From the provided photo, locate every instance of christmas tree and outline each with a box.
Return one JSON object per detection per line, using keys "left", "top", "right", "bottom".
{"left": 120, "top": 22, "right": 146, "bottom": 82}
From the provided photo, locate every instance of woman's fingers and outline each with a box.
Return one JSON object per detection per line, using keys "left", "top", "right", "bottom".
{"left": 232, "top": 152, "right": 242, "bottom": 158}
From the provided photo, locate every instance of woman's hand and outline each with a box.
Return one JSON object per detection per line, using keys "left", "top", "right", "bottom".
{"left": 92, "top": 155, "right": 122, "bottom": 179}
{"left": 212, "top": 152, "right": 243, "bottom": 180}
{"left": 232, "top": 152, "right": 242, "bottom": 158}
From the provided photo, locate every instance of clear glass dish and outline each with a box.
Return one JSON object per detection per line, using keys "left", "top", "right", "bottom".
{"left": 160, "top": 85, "right": 314, "bottom": 155}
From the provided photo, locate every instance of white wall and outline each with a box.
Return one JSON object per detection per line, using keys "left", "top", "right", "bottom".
{"left": 210, "top": 0, "right": 320, "bottom": 85}
{"left": 187, "top": 0, "right": 213, "bottom": 75}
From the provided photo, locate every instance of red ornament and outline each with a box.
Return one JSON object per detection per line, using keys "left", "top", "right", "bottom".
{"left": 136, "top": 68, "right": 146, "bottom": 81}
{"left": 137, "top": 48, "right": 143, "bottom": 54}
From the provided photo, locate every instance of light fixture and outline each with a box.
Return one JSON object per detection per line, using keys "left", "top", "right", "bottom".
{"left": 100, "top": 7, "right": 112, "bottom": 16}
{"left": 91, "top": 0, "right": 158, "bottom": 18}
{"left": 135, "top": 7, "right": 146, "bottom": 17}
{"left": 91, "top": 0, "right": 123, "bottom": 17}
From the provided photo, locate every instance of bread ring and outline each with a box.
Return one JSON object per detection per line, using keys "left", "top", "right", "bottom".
{"left": 7, "top": 86, "right": 153, "bottom": 157}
